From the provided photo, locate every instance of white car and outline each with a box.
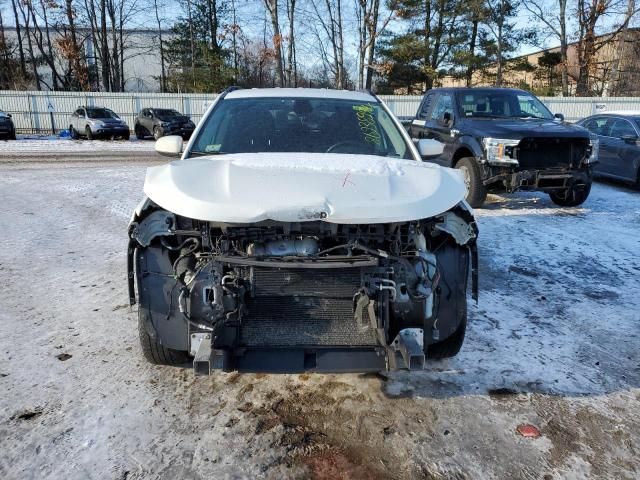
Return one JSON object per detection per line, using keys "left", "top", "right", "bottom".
{"left": 127, "top": 87, "right": 478, "bottom": 374}
{"left": 69, "top": 106, "right": 130, "bottom": 140}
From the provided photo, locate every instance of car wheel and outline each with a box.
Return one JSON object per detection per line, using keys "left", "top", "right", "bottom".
{"left": 153, "top": 126, "right": 163, "bottom": 141}
{"left": 426, "top": 297, "right": 467, "bottom": 359}
{"left": 138, "top": 307, "right": 189, "bottom": 366}
{"left": 70, "top": 126, "right": 79, "bottom": 140}
{"left": 634, "top": 167, "right": 640, "bottom": 191}
{"left": 123, "top": 131, "right": 130, "bottom": 141}
{"left": 9, "top": 131, "right": 16, "bottom": 140}
{"left": 455, "top": 157, "right": 487, "bottom": 208}
{"left": 85, "top": 126, "right": 93, "bottom": 140}
{"left": 549, "top": 180, "right": 592, "bottom": 207}
{"left": 135, "top": 125, "right": 145, "bottom": 140}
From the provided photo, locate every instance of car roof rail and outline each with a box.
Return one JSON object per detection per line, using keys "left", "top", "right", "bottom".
{"left": 218, "top": 86, "right": 242, "bottom": 99}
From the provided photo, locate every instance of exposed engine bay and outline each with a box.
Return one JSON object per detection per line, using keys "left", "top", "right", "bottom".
{"left": 128, "top": 201, "right": 478, "bottom": 374}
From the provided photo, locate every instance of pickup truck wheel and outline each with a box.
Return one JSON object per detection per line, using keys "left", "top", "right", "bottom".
{"left": 85, "top": 126, "right": 94, "bottom": 140}
{"left": 549, "top": 181, "right": 592, "bottom": 207}
{"left": 138, "top": 308, "right": 189, "bottom": 366}
{"left": 70, "top": 126, "right": 79, "bottom": 140}
{"left": 455, "top": 157, "right": 487, "bottom": 208}
{"left": 427, "top": 298, "right": 467, "bottom": 359}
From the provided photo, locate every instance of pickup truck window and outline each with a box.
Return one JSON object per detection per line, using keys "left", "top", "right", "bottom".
{"left": 430, "top": 94, "right": 453, "bottom": 122}
{"left": 457, "top": 90, "right": 553, "bottom": 120}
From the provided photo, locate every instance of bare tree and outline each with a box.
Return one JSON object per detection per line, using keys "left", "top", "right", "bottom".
{"left": 264, "top": 0, "right": 285, "bottom": 86}
{"left": 523, "top": 0, "right": 570, "bottom": 95}
{"left": 312, "top": 0, "right": 346, "bottom": 88}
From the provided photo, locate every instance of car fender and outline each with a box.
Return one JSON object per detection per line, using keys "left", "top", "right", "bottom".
{"left": 451, "top": 135, "right": 484, "bottom": 167}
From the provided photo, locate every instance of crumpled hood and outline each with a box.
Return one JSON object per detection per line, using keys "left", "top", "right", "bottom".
{"left": 143, "top": 152, "right": 467, "bottom": 224}
{"left": 461, "top": 118, "right": 590, "bottom": 139}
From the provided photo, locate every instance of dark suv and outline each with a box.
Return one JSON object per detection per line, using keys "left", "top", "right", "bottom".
{"left": 407, "top": 88, "right": 597, "bottom": 208}
{"left": 134, "top": 108, "right": 195, "bottom": 140}
{"left": 0, "top": 110, "right": 16, "bottom": 140}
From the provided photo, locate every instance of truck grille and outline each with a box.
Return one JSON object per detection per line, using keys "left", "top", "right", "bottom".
{"left": 241, "top": 267, "right": 378, "bottom": 347}
{"left": 516, "top": 138, "right": 589, "bottom": 170}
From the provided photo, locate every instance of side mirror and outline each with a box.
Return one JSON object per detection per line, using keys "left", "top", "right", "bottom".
{"left": 554, "top": 113, "right": 565, "bottom": 121}
{"left": 7, "top": 114, "right": 12, "bottom": 118}
{"left": 416, "top": 138, "right": 445, "bottom": 157}
{"left": 155, "top": 135, "right": 183, "bottom": 157}
{"left": 622, "top": 134, "right": 638, "bottom": 145}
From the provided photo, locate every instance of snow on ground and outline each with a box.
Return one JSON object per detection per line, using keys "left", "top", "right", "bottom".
{"left": 0, "top": 158, "right": 639, "bottom": 479}
{"left": 0, "top": 136, "right": 156, "bottom": 156}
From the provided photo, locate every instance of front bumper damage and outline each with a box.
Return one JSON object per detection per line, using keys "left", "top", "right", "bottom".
{"left": 483, "top": 165, "right": 592, "bottom": 193}
{"left": 128, "top": 202, "right": 479, "bottom": 375}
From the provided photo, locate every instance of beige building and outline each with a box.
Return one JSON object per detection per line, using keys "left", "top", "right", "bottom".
{"left": 440, "top": 28, "right": 640, "bottom": 96}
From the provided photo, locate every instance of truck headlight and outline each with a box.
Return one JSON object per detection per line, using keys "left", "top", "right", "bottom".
{"left": 586, "top": 137, "right": 599, "bottom": 164}
{"left": 482, "top": 138, "right": 520, "bottom": 166}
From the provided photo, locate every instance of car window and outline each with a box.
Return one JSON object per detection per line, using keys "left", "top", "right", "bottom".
{"left": 417, "top": 93, "right": 434, "bottom": 119}
{"left": 583, "top": 117, "right": 610, "bottom": 136}
{"left": 608, "top": 118, "right": 637, "bottom": 138}
{"left": 155, "top": 109, "right": 183, "bottom": 120}
{"left": 74, "top": 109, "right": 84, "bottom": 116}
{"left": 430, "top": 94, "right": 453, "bottom": 122}
{"left": 457, "top": 90, "right": 553, "bottom": 119}
{"left": 190, "top": 97, "right": 411, "bottom": 159}
{"left": 86, "top": 108, "right": 118, "bottom": 119}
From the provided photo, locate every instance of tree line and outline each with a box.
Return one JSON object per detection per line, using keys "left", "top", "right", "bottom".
{"left": 0, "top": 0, "right": 638, "bottom": 95}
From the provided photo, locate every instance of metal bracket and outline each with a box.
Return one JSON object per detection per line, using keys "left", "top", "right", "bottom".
{"left": 391, "top": 328, "right": 425, "bottom": 370}
{"left": 191, "top": 333, "right": 212, "bottom": 376}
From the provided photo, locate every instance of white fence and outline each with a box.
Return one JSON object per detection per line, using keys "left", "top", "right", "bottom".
{"left": 1, "top": 90, "right": 640, "bottom": 134}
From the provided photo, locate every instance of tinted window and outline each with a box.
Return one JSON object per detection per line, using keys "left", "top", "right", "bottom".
{"left": 609, "top": 118, "right": 637, "bottom": 138}
{"left": 155, "top": 109, "right": 182, "bottom": 120}
{"left": 190, "top": 97, "right": 411, "bottom": 159}
{"left": 86, "top": 108, "right": 118, "bottom": 119}
{"left": 583, "top": 117, "right": 610, "bottom": 136}
{"left": 430, "top": 94, "right": 453, "bottom": 121}
{"left": 457, "top": 90, "right": 553, "bottom": 119}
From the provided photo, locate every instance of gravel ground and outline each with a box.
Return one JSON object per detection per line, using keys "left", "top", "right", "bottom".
{"left": 0, "top": 157, "right": 639, "bottom": 480}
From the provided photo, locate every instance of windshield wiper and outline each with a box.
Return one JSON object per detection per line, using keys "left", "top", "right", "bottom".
{"left": 188, "top": 150, "right": 226, "bottom": 157}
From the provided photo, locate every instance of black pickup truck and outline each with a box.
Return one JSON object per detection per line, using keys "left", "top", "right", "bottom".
{"left": 406, "top": 87, "right": 597, "bottom": 208}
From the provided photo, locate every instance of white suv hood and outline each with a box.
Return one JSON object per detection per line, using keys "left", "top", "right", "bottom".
{"left": 143, "top": 152, "right": 466, "bottom": 224}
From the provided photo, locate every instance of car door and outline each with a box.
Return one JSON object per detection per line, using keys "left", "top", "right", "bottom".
{"left": 582, "top": 116, "right": 616, "bottom": 177}
{"left": 421, "top": 93, "right": 456, "bottom": 166}
{"left": 603, "top": 118, "right": 639, "bottom": 180}
{"left": 409, "top": 93, "right": 434, "bottom": 138}
{"left": 145, "top": 109, "right": 155, "bottom": 132}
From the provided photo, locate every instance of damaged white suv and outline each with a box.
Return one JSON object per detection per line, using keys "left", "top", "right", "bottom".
{"left": 127, "top": 88, "right": 478, "bottom": 374}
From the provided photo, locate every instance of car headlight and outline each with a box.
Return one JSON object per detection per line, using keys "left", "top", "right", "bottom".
{"left": 482, "top": 138, "right": 520, "bottom": 166}
{"left": 161, "top": 122, "right": 171, "bottom": 128}
{"left": 91, "top": 120, "right": 105, "bottom": 127}
{"left": 586, "top": 136, "right": 599, "bottom": 164}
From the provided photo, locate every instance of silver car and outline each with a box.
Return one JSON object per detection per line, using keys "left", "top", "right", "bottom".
{"left": 69, "top": 106, "right": 130, "bottom": 140}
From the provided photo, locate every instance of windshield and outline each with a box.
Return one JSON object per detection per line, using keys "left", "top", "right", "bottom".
{"left": 0, "top": 111, "right": 8, "bottom": 118}
{"left": 634, "top": 118, "right": 640, "bottom": 131}
{"left": 456, "top": 91, "right": 554, "bottom": 120}
{"left": 87, "top": 108, "right": 119, "bottom": 119}
{"left": 189, "top": 97, "right": 411, "bottom": 159}
{"left": 155, "top": 109, "right": 182, "bottom": 120}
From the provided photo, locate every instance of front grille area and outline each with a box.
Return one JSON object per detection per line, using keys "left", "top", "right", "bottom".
{"left": 241, "top": 267, "right": 378, "bottom": 347}
{"left": 516, "top": 137, "right": 589, "bottom": 170}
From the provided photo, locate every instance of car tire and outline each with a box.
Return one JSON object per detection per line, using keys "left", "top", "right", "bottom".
{"left": 549, "top": 180, "right": 592, "bottom": 207}
{"left": 135, "top": 125, "right": 145, "bottom": 140}
{"left": 455, "top": 157, "right": 487, "bottom": 208}
{"left": 153, "top": 126, "right": 163, "bottom": 141}
{"left": 70, "top": 126, "right": 79, "bottom": 140}
{"left": 85, "top": 126, "right": 93, "bottom": 140}
{"left": 123, "top": 131, "right": 130, "bottom": 141}
{"left": 138, "top": 307, "right": 189, "bottom": 366}
{"left": 9, "top": 131, "right": 16, "bottom": 140}
{"left": 426, "top": 297, "right": 467, "bottom": 360}
{"left": 634, "top": 167, "right": 640, "bottom": 190}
